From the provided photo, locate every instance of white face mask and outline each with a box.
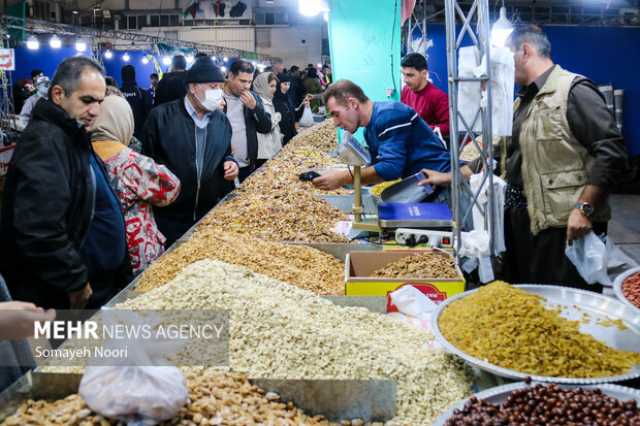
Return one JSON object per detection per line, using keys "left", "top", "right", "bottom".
{"left": 199, "top": 88, "right": 223, "bottom": 111}
{"left": 37, "top": 85, "right": 49, "bottom": 98}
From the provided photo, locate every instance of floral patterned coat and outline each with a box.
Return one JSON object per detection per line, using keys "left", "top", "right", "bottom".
{"left": 101, "top": 147, "right": 180, "bottom": 274}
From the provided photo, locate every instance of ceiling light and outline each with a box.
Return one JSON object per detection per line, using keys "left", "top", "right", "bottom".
{"left": 298, "top": 0, "right": 329, "bottom": 17}
{"left": 142, "top": 56, "right": 149, "bottom": 64}
{"left": 75, "top": 40, "right": 87, "bottom": 52}
{"left": 162, "top": 56, "right": 171, "bottom": 66}
{"left": 49, "top": 35, "right": 62, "bottom": 49}
{"left": 221, "top": 66, "right": 227, "bottom": 73}
{"left": 26, "top": 35, "right": 39, "bottom": 50}
{"left": 104, "top": 49, "right": 113, "bottom": 59}
{"left": 122, "top": 52, "right": 130, "bottom": 62}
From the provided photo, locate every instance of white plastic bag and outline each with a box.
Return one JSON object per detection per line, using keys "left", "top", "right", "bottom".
{"left": 387, "top": 286, "right": 441, "bottom": 349}
{"left": 299, "top": 106, "right": 314, "bottom": 128}
{"left": 565, "top": 231, "right": 612, "bottom": 286}
{"left": 476, "top": 47, "right": 515, "bottom": 137}
{"left": 459, "top": 229, "right": 494, "bottom": 283}
{"left": 389, "top": 285, "right": 438, "bottom": 320}
{"left": 457, "top": 46, "right": 482, "bottom": 133}
{"left": 79, "top": 311, "right": 189, "bottom": 425}
{"left": 457, "top": 45, "right": 515, "bottom": 137}
{"left": 80, "top": 366, "right": 188, "bottom": 425}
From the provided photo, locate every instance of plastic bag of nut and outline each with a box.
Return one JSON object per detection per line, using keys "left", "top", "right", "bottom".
{"left": 78, "top": 312, "right": 189, "bottom": 425}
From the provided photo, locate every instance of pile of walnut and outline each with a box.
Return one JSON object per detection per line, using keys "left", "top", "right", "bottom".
{"left": 371, "top": 252, "right": 459, "bottom": 279}
{"left": 136, "top": 229, "right": 344, "bottom": 295}
{"left": 201, "top": 121, "right": 350, "bottom": 243}
{"left": 1, "top": 372, "right": 338, "bottom": 426}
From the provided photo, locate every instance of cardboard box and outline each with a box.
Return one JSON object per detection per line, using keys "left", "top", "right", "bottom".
{"left": 344, "top": 249, "right": 466, "bottom": 302}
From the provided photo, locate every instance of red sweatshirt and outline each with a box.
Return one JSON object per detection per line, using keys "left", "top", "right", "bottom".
{"left": 401, "top": 83, "right": 450, "bottom": 138}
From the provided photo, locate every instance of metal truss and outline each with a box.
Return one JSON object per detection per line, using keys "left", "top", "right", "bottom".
{"left": 0, "top": 16, "right": 280, "bottom": 61}
{"left": 445, "top": 0, "right": 498, "bottom": 261}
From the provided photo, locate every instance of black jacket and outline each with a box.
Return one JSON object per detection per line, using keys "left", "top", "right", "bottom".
{"left": 274, "top": 90, "right": 304, "bottom": 145}
{"left": 0, "top": 99, "right": 94, "bottom": 309}
{"left": 121, "top": 83, "right": 151, "bottom": 139}
{"left": 155, "top": 71, "right": 187, "bottom": 106}
{"left": 142, "top": 99, "right": 236, "bottom": 246}
{"left": 223, "top": 90, "right": 273, "bottom": 164}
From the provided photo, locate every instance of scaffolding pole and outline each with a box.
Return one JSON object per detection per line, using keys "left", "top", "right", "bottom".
{"left": 444, "top": 0, "right": 497, "bottom": 265}
{"left": 405, "top": 1, "right": 427, "bottom": 53}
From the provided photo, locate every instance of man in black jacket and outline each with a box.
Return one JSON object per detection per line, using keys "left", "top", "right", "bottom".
{"left": 142, "top": 57, "right": 239, "bottom": 246}
{"left": 222, "top": 60, "right": 272, "bottom": 181}
{"left": 0, "top": 57, "right": 113, "bottom": 310}
{"left": 155, "top": 55, "right": 188, "bottom": 106}
{"left": 120, "top": 64, "right": 151, "bottom": 139}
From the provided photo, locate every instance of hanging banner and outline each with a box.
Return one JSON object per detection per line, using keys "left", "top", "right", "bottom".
{"left": 0, "top": 49, "right": 16, "bottom": 71}
{"left": 181, "top": 1, "right": 250, "bottom": 20}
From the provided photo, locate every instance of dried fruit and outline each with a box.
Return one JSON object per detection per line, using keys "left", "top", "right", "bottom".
{"left": 622, "top": 272, "right": 640, "bottom": 309}
{"left": 444, "top": 384, "right": 640, "bottom": 425}
{"left": 439, "top": 281, "right": 640, "bottom": 378}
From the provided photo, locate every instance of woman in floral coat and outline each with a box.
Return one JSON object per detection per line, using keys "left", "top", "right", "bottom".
{"left": 91, "top": 95, "right": 180, "bottom": 274}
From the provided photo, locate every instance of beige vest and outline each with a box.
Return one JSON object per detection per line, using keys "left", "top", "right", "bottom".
{"left": 516, "top": 65, "right": 610, "bottom": 236}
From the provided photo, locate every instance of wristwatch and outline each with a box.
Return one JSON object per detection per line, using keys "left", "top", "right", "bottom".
{"left": 575, "top": 202, "right": 594, "bottom": 219}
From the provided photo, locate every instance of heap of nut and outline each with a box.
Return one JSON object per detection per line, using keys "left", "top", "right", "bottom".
{"left": 1, "top": 372, "right": 335, "bottom": 426}
{"left": 371, "top": 252, "right": 459, "bottom": 279}
{"left": 120, "top": 260, "right": 473, "bottom": 426}
{"left": 136, "top": 229, "right": 344, "bottom": 295}
{"left": 622, "top": 271, "right": 640, "bottom": 309}
{"left": 200, "top": 121, "right": 351, "bottom": 243}
{"left": 444, "top": 383, "right": 640, "bottom": 426}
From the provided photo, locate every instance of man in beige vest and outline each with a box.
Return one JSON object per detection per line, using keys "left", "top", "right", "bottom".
{"left": 420, "top": 24, "right": 629, "bottom": 291}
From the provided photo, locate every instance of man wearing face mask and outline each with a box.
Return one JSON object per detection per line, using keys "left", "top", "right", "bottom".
{"left": 19, "top": 75, "right": 50, "bottom": 121}
{"left": 1, "top": 57, "right": 106, "bottom": 310}
{"left": 142, "top": 56, "right": 239, "bottom": 246}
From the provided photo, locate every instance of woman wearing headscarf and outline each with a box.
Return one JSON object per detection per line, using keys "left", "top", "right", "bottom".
{"left": 273, "top": 73, "right": 308, "bottom": 145}
{"left": 253, "top": 72, "right": 283, "bottom": 167}
{"left": 91, "top": 95, "right": 181, "bottom": 274}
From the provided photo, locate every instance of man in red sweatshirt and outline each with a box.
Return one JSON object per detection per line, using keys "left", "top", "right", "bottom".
{"left": 400, "top": 53, "right": 450, "bottom": 139}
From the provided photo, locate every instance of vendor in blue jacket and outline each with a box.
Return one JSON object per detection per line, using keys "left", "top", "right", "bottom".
{"left": 312, "top": 79, "right": 451, "bottom": 191}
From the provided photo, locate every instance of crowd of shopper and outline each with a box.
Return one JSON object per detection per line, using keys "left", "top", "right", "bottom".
{"left": 2, "top": 55, "right": 327, "bottom": 321}
{"left": 1, "top": 24, "right": 629, "bottom": 397}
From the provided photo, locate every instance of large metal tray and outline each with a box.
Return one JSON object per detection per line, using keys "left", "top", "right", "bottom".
{"left": 431, "top": 284, "right": 640, "bottom": 384}
{"left": 0, "top": 372, "right": 396, "bottom": 423}
{"left": 613, "top": 266, "right": 640, "bottom": 316}
{"left": 432, "top": 382, "right": 640, "bottom": 426}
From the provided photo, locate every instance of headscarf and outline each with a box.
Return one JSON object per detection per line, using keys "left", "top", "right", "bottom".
{"left": 253, "top": 72, "right": 275, "bottom": 101}
{"left": 91, "top": 95, "right": 134, "bottom": 158}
